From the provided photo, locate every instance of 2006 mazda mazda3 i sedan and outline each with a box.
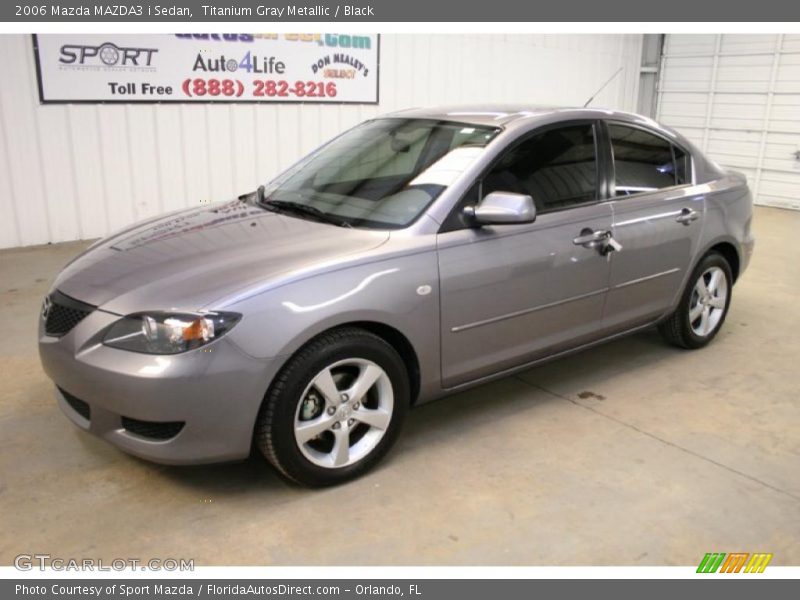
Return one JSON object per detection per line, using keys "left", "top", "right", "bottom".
{"left": 39, "top": 106, "right": 755, "bottom": 486}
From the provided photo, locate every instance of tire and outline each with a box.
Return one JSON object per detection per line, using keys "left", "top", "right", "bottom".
{"left": 658, "top": 251, "right": 733, "bottom": 349}
{"left": 255, "top": 327, "right": 409, "bottom": 487}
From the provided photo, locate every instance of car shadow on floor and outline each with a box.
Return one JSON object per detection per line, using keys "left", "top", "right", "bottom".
{"left": 397, "top": 327, "right": 674, "bottom": 440}
{"left": 149, "top": 327, "right": 678, "bottom": 493}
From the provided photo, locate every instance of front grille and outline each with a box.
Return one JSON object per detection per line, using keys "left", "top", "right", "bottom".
{"left": 59, "top": 388, "right": 91, "bottom": 421}
{"left": 44, "top": 290, "right": 95, "bottom": 337}
{"left": 122, "top": 417, "right": 185, "bottom": 441}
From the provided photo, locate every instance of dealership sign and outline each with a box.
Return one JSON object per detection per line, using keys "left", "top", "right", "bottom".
{"left": 32, "top": 33, "right": 379, "bottom": 104}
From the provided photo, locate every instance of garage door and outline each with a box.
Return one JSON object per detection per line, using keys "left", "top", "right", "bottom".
{"left": 657, "top": 34, "right": 800, "bottom": 210}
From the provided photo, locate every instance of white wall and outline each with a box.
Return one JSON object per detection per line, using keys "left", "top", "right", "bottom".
{"left": 657, "top": 34, "right": 800, "bottom": 210}
{"left": 0, "top": 33, "right": 643, "bottom": 249}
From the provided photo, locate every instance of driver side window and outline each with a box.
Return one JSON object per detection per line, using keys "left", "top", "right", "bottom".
{"left": 441, "top": 123, "right": 598, "bottom": 232}
{"left": 483, "top": 124, "right": 597, "bottom": 213}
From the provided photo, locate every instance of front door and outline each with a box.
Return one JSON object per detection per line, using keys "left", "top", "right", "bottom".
{"left": 437, "top": 122, "right": 614, "bottom": 388}
{"left": 602, "top": 122, "right": 705, "bottom": 331}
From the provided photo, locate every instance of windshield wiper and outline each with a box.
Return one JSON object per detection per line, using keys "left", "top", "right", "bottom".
{"left": 261, "top": 199, "right": 352, "bottom": 228}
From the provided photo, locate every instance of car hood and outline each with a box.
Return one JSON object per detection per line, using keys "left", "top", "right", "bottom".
{"left": 53, "top": 199, "right": 389, "bottom": 314}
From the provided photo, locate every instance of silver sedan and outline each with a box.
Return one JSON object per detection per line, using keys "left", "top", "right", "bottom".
{"left": 39, "top": 106, "right": 755, "bottom": 486}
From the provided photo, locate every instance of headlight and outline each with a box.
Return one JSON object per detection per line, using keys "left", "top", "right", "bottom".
{"left": 103, "top": 311, "right": 241, "bottom": 354}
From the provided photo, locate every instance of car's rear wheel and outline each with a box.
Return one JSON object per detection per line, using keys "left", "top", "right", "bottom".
{"left": 255, "top": 327, "right": 409, "bottom": 487}
{"left": 658, "top": 251, "right": 733, "bottom": 349}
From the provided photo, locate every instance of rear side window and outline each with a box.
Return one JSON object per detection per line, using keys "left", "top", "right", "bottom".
{"left": 608, "top": 124, "right": 690, "bottom": 196}
{"left": 482, "top": 124, "right": 597, "bottom": 213}
{"left": 674, "top": 146, "right": 690, "bottom": 185}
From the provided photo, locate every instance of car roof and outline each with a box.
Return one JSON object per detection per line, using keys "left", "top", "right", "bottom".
{"left": 382, "top": 104, "right": 662, "bottom": 129}
{"left": 380, "top": 104, "right": 697, "bottom": 157}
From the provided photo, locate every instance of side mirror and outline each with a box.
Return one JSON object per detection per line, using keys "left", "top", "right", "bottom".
{"left": 463, "top": 191, "right": 536, "bottom": 225}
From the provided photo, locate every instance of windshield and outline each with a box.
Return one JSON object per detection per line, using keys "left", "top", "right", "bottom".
{"left": 260, "top": 118, "right": 501, "bottom": 229}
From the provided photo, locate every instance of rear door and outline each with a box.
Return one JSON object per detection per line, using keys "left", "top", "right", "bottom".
{"left": 602, "top": 121, "right": 706, "bottom": 331}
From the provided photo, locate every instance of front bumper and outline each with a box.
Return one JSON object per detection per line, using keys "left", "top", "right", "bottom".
{"left": 39, "top": 307, "right": 281, "bottom": 465}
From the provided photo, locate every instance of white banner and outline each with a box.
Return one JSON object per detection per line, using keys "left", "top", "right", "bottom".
{"left": 33, "top": 33, "right": 379, "bottom": 103}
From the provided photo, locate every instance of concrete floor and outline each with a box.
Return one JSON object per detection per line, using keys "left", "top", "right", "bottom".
{"left": 1, "top": 205, "right": 798, "bottom": 566}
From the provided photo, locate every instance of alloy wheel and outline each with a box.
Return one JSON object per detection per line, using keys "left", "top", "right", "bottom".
{"left": 293, "top": 358, "right": 394, "bottom": 469}
{"left": 688, "top": 266, "right": 728, "bottom": 337}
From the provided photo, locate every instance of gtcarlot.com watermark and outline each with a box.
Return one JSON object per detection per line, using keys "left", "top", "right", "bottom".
{"left": 14, "top": 553, "right": 194, "bottom": 572}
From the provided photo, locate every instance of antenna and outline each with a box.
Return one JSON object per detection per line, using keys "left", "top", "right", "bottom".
{"left": 583, "top": 67, "right": 624, "bottom": 108}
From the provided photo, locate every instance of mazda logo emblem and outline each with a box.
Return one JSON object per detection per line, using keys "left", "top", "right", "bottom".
{"left": 41, "top": 296, "right": 52, "bottom": 320}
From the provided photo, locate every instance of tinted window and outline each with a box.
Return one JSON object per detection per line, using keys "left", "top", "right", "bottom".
{"left": 674, "top": 146, "right": 690, "bottom": 185}
{"left": 609, "top": 124, "right": 689, "bottom": 196}
{"left": 482, "top": 124, "right": 597, "bottom": 213}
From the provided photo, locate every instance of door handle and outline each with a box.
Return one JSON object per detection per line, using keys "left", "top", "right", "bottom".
{"left": 676, "top": 208, "right": 699, "bottom": 225}
{"left": 573, "top": 228, "right": 622, "bottom": 255}
{"left": 573, "top": 228, "right": 610, "bottom": 247}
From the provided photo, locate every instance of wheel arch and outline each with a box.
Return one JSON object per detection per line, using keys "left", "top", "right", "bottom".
{"left": 345, "top": 321, "right": 421, "bottom": 405}
{"left": 249, "top": 319, "right": 423, "bottom": 462}
{"left": 269, "top": 320, "right": 422, "bottom": 406}
{"left": 706, "top": 240, "right": 740, "bottom": 283}
{"left": 664, "top": 236, "right": 742, "bottom": 318}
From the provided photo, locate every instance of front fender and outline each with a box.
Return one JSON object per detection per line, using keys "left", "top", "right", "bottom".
{"left": 222, "top": 251, "right": 442, "bottom": 398}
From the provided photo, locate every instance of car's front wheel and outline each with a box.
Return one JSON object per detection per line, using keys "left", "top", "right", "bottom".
{"left": 658, "top": 251, "right": 733, "bottom": 349}
{"left": 255, "top": 327, "right": 409, "bottom": 487}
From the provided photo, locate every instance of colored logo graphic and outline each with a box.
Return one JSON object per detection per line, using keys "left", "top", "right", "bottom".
{"left": 697, "top": 552, "right": 773, "bottom": 573}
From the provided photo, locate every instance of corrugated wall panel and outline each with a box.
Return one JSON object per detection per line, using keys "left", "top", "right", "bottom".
{"left": 66, "top": 106, "right": 109, "bottom": 239}
{"left": 1, "top": 37, "right": 51, "bottom": 247}
{"left": 0, "top": 33, "right": 642, "bottom": 249}
{"left": 0, "top": 107, "right": 20, "bottom": 247}
{"left": 658, "top": 34, "right": 800, "bottom": 211}
{"left": 154, "top": 105, "right": 190, "bottom": 214}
